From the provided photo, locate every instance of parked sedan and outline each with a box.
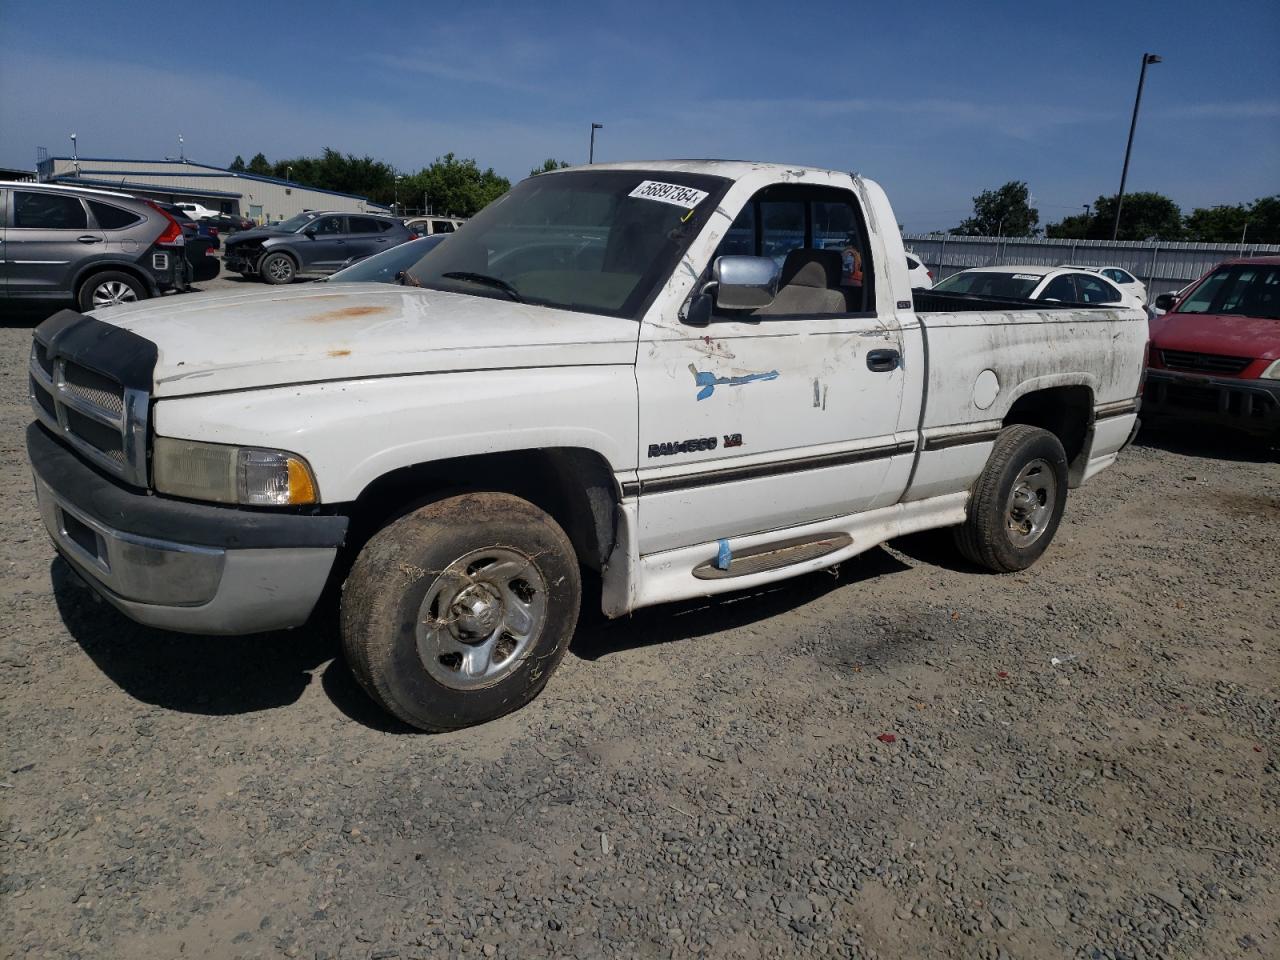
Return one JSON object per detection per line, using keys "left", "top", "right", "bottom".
{"left": 1144, "top": 257, "right": 1279, "bottom": 440}
{"left": 1059, "top": 264, "right": 1148, "bottom": 305}
{"left": 223, "top": 211, "right": 416, "bottom": 284}
{"left": 933, "top": 265, "right": 1141, "bottom": 310}
{"left": 0, "top": 180, "right": 190, "bottom": 311}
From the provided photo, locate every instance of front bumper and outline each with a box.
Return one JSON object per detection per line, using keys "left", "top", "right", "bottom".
{"left": 29, "top": 423, "right": 348, "bottom": 635}
{"left": 1144, "top": 370, "right": 1280, "bottom": 437}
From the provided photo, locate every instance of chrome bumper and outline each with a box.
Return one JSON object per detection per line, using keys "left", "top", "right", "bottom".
{"left": 35, "top": 474, "right": 337, "bottom": 635}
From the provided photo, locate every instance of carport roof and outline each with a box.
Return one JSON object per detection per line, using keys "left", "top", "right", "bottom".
{"left": 46, "top": 175, "right": 242, "bottom": 199}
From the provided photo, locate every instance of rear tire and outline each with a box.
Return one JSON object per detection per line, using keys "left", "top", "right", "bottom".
{"left": 340, "top": 493, "right": 582, "bottom": 732}
{"left": 78, "top": 271, "right": 146, "bottom": 312}
{"left": 954, "top": 425, "right": 1068, "bottom": 572}
{"left": 259, "top": 252, "right": 296, "bottom": 284}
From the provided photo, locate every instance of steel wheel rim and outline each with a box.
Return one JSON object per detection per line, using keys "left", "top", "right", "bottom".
{"left": 416, "top": 547, "right": 547, "bottom": 690}
{"left": 1005, "top": 458, "right": 1056, "bottom": 547}
{"left": 266, "top": 257, "right": 292, "bottom": 281}
{"left": 92, "top": 280, "right": 138, "bottom": 307}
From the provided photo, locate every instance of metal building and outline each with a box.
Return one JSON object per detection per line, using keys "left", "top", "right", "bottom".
{"left": 37, "top": 156, "right": 389, "bottom": 224}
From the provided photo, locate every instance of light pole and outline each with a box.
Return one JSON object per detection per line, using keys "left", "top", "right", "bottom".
{"left": 70, "top": 133, "right": 79, "bottom": 176}
{"left": 286, "top": 165, "right": 292, "bottom": 183}
{"left": 1111, "top": 52, "right": 1162, "bottom": 241}
{"left": 178, "top": 134, "right": 184, "bottom": 161}
{"left": 589, "top": 122, "right": 604, "bottom": 164}
{"left": 393, "top": 174, "right": 402, "bottom": 214}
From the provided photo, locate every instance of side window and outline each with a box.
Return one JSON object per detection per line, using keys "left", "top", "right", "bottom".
{"left": 709, "top": 186, "right": 873, "bottom": 317}
{"left": 14, "top": 191, "right": 88, "bottom": 229}
{"left": 87, "top": 201, "right": 143, "bottom": 230}
{"left": 433, "top": 220, "right": 455, "bottom": 234}
{"left": 759, "top": 200, "right": 805, "bottom": 264}
{"left": 347, "top": 216, "right": 381, "bottom": 234}
{"left": 716, "top": 203, "right": 756, "bottom": 257}
{"left": 1040, "top": 275, "right": 1077, "bottom": 302}
{"left": 377, "top": 219, "right": 395, "bottom": 232}
{"left": 313, "top": 215, "right": 344, "bottom": 235}
{"left": 1076, "top": 275, "right": 1119, "bottom": 303}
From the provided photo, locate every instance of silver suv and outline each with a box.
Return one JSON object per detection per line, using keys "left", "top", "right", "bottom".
{"left": 1, "top": 182, "right": 191, "bottom": 312}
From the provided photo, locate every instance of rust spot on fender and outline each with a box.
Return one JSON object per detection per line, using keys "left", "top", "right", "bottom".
{"left": 327, "top": 349, "right": 352, "bottom": 357}
{"left": 308, "top": 305, "right": 390, "bottom": 322}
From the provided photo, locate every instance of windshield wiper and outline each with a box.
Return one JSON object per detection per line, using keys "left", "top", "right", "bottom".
{"left": 441, "top": 271, "right": 523, "bottom": 302}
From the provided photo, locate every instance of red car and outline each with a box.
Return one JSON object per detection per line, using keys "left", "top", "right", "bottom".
{"left": 1144, "top": 257, "right": 1280, "bottom": 440}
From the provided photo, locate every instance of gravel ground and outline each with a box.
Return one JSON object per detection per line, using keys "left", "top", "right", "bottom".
{"left": 2, "top": 301, "right": 1277, "bottom": 960}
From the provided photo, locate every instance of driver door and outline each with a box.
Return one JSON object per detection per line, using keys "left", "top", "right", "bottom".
{"left": 303, "top": 214, "right": 349, "bottom": 271}
{"left": 633, "top": 183, "right": 912, "bottom": 556}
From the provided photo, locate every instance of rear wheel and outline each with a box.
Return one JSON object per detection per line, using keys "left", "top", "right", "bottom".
{"left": 341, "top": 493, "right": 582, "bottom": 732}
{"left": 259, "top": 252, "right": 296, "bottom": 284}
{"left": 78, "top": 271, "right": 146, "bottom": 312}
{"left": 955, "top": 425, "right": 1069, "bottom": 572}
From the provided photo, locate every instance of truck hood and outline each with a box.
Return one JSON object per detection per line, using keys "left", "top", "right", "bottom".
{"left": 1149, "top": 310, "right": 1280, "bottom": 362}
{"left": 93, "top": 283, "right": 640, "bottom": 398}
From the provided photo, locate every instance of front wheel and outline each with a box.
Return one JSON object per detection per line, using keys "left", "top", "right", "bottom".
{"left": 258, "top": 251, "right": 296, "bottom": 284}
{"left": 341, "top": 493, "right": 582, "bottom": 732}
{"left": 954, "top": 425, "right": 1069, "bottom": 572}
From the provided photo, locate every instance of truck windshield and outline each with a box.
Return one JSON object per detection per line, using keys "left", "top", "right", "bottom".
{"left": 933, "top": 271, "right": 1043, "bottom": 299}
{"left": 1173, "top": 263, "right": 1280, "bottom": 320}
{"left": 396, "top": 169, "right": 730, "bottom": 318}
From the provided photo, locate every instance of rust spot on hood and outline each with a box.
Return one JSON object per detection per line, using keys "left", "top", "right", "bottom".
{"left": 308, "top": 305, "right": 391, "bottom": 322}
{"left": 327, "top": 349, "right": 351, "bottom": 357}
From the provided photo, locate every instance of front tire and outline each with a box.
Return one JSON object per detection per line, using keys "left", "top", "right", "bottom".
{"left": 78, "top": 270, "right": 146, "bottom": 312}
{"left": 954, "top": 425, "right": 1069, "bottom": 572}
{"left": 259, "top": 251, "right": 296, "bottom": 284}
{"left": 341, "top": 493, "right": 582, "bottom": 732}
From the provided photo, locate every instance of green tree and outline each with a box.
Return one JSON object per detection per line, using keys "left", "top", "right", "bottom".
{"left": 950, "top": 181, "right": 1040, "bottom": 237}
{"left": 270, "top": 148, "right": 397, "bottom": 205}
{"left": 1046, "top": 192, "right": 1184, "bottom": 241}
{"left": 1089, "top": 192, "right": 1182, "bottom": 241}
{"left": 247, "top": 152, "right": 272, "bottom": 176}
{"left": 529, "top": 158, "right": 571, "bottom": 177}
{"left": 401, "top": 153, "right": 511, "bottom": 218}
{"left": 228, "top": 155, "right": 247, "bottom": 172}
{"left": 1184, "top": 196, "right": 1280, "bottom": 244}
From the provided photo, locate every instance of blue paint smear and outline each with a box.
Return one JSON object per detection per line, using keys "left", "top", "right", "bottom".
{"left": 693, "top": 368, "right": 780, "bottom": 401}
{"left": 716, "top": 539, "right": 733, "bottom": 571}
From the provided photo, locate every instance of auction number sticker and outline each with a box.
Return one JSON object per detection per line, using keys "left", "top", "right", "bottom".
{"left": 1013, "top": 274, "right": 1042, "bottom": 281}
{"left": 629, "top": 180, "right": 709, "bottom": 209}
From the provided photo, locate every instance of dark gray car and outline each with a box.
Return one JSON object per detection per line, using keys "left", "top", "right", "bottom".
{"left": 0, "top": 182, "right": 191, "bottom": 312}
{"left": 222, "top": 211, "right": 414, "bottom": 284}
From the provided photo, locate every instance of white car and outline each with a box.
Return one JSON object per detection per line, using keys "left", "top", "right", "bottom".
{"left": 27, "top": 160, "right": 1145, "bottom": 732}
{"left": 1059, "top": 264, "right": 1148, "bottom": 305}
{"left": 176, "top": 201, "right": 220, "bottom": 221}
{"left": 906, "top": 253, "right": 933, "bottom": 289}
{"left": 934, "top": 265, "right": 1143, "bottom": 312}
{"left": 404, "top": 216, "right": 465, "bottom": 236}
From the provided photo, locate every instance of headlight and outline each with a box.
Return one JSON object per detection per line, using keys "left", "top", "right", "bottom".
{"left": 153, "top": 437, "right": 318, "bottom": 505}
{"left": 1261, "top": 359, "right": 1280, "bottom": 380}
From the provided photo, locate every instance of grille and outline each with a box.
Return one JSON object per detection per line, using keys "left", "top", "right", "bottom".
{"left": 1160, "top": 349, "right": 1251, "bottom": 375}
{"left": 62, "top": 363, "right": 126, "bottom": 417}
{"left": 30, "top": 346, "right": 146, "bottom": 485}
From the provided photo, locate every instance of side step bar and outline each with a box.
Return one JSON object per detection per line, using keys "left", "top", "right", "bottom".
{"left": 692, "top": 533, "right": 853, "bottom": 580}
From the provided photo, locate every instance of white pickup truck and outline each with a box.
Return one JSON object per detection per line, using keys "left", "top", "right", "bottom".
{"left": 27, "top": 161, "right": 1146, "bottom": 731}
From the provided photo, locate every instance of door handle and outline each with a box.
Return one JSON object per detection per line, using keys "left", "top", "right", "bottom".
{"left": 77, "top": 235, "right": 103, "bottom": 244}
{"left": 375, "top": 238, "right": 388, "bottom": 243}
{"left": 866, "top": 349, "right": 901, "bottom": 372}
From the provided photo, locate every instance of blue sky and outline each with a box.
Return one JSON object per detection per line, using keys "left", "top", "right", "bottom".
{"left": 2, "top": 0, "right": 1276, "bottom": 231}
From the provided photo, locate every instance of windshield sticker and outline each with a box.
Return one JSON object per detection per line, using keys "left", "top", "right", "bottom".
{"left": 1012, "top": 274, "right": 1042, "bottom": 281}
{"left": 629, "top": 180, "right": 709, "bottom": 210}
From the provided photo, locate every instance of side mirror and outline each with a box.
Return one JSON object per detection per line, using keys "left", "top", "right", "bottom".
{"left": 1154, "top": 293, "right": 1175, "bottom": 311}
{"left": 303, "top": 227, "right": 317, "bottom": 238}
{"left": 710, "top": 255, "right": 778, "bottom": 310}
